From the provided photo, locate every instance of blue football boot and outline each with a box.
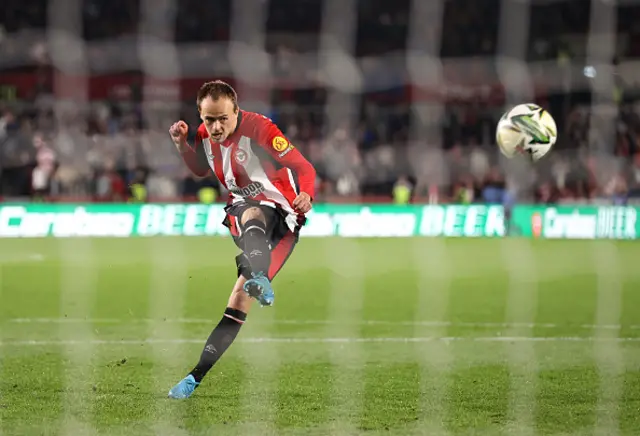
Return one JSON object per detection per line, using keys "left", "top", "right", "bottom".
{"left": 243, "top": 272, "right": 274, "bottom": 307}
{"left": 167, "top": 374, "right": 199, "bottom": 399}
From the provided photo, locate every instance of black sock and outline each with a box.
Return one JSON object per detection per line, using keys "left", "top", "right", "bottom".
{"left": 242, "top": 219, "right": 271, "bottom": 277}
{"left": 189, "top": 307, "right": 247, "bottom": 383}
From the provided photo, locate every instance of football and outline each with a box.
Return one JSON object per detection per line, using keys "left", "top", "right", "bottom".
{"left": 495, "top": 103, "right": 557, "bottom": 162}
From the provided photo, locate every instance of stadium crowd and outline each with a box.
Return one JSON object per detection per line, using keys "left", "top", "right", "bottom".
{"left": 1, "top": 0, "right": 640, "bottom": 205}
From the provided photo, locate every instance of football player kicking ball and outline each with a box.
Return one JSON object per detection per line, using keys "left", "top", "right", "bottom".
{"left": 167, "top": 80, "right": 316, "bottom": 399}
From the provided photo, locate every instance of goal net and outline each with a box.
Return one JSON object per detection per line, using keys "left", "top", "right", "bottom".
{"left": 0, "top": 1, "right": 638, "bottom": 435}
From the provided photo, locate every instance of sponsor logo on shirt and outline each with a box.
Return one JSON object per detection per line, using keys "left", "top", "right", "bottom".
{"left": 228, "top": 181, "right": 265, "bottom": 198}
{"left": 278, "top": 144, "right": 294, "bottom": 158}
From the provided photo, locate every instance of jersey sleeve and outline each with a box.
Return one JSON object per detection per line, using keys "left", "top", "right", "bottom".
{"left": 179, "top": 125, "right": 210, "bottom": 177}
{"left": 248, "top": 113, "right": 317, "bottom": 199}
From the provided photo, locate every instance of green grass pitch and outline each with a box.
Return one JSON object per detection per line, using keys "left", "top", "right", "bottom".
{"left": 1, "top": 236, "right": 640, "bottom": 435}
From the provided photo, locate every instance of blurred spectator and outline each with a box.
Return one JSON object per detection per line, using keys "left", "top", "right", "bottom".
{"left": 392, "top": 175, "right": 412, "bottom": 205}
{"left": 481, "top": 167, "right": 506, "bottom": 204}
{"left": 605, "top": 174, "right": 629, "bottom": 206}
{"left": 0, "top": 109, "right": 16, "bottom": 141}
{"left": 31, "top": 133, "right": 56, "bottom": 198}
{"left": 453, "top": 176, "right": 475, "bottom": 205}
{"left": 129, "top": 166, "right": 148, "bottom": 203}
{"left": 94, "top": 160, "right": 126, "bottom": 202}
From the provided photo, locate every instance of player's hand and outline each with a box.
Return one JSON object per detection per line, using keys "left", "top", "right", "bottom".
{"left": 169, "top": 121, "right": 189, "bottom": 151}
{"left": 293, "top": 192, "right": 312, "bottom": 214}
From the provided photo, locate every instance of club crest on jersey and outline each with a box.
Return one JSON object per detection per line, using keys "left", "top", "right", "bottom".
{"left": 234, "top": 149, "right": 248, "bottom": 164}
{"left": 272, "top": 136, "right": 289, "bottom": 152}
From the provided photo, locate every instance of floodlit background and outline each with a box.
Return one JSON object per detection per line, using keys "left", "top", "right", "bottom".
{"left": 1, "top": 0, "right": 640, "bottom": 435}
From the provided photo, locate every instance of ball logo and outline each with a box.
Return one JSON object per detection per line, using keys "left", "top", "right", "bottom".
{"left": 531, "top": 212, "right": 542, "bottom": 237}
{"left": 272, "top": 136, "right": 289, "bottom": 152}
{"left": 234, "top": 149, "right": 247, "bottom": 164}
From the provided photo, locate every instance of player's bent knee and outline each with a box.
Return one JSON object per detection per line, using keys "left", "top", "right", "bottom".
{"left": 239, "top": 207, "right": 265, "bottom": 226}
{"left": 227, "top": 276, "right": 253, "bottom": 313}
{"left": 228, "top": 290, "right": 253, "bottom": 314}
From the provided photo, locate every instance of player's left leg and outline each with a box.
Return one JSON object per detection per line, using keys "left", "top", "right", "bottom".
{"left": 238, "top": 206, "right": 276, "bottom": 306}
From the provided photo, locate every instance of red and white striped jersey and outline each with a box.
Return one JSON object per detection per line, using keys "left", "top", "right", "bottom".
{"left": 179, "top": 110, "right": 316, "bottom": 216}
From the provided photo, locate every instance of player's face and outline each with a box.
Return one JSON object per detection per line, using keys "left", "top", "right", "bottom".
{"left": 199, "top": 96, "right": 238, "bottom": 143}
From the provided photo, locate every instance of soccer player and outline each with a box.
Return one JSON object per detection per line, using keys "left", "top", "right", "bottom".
{"left": 166, "top": 80, "right": 316, "bottom": 399}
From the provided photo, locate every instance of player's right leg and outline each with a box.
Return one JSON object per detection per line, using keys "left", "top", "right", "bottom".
{"left": 167, "top": 276, "right": 253, "bottom": 399}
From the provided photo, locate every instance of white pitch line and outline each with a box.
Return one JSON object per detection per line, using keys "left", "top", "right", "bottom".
{"left": 0, "top": 253, "right": 45, "bottom": 264}
{"left": 5, "top": 318, "right": 640, "bottom": 330}
{"left": 2, "top": 336, "right": 640, "bottom": 347}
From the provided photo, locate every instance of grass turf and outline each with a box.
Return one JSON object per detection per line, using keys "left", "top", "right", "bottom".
{"left": 1, "top": 237, "right": 640, "bottom": 435}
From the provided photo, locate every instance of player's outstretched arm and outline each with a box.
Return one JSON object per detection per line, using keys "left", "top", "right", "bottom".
{"left": 169, "top": 121, "right": 210, "bottom": 177}
{"left": 249, "top": 115, "right": 316, "bottom": 213}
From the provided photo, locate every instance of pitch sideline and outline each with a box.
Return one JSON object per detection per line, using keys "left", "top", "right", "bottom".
{"left": 6, "top": 317, "right": 640, "bottom": 330}
{"left": 2, "top": 336, "right": 640, "bottom": 347}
